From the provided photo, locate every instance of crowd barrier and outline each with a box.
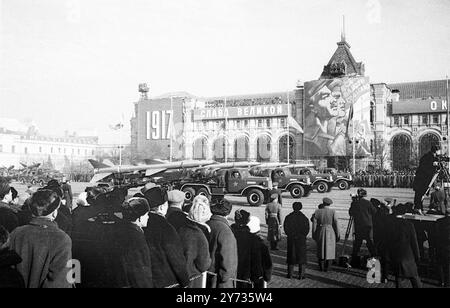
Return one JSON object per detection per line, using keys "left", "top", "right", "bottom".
{"left": 165, "top": 271, "right": 267, "bottom": 288}
{"left": 352, "top": 174, "right": 415, "bottom": 188}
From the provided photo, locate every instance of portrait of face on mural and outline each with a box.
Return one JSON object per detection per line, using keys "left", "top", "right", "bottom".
{"left": 304, "top": 79, "right": 350, "bottom": 156}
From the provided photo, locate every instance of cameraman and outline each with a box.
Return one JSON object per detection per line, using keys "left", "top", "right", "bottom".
{"left": 413, "top": 145, "right": 439, "bottom": 214}
{"left": 349, "top": 188, "right": 377, "bottom": 266}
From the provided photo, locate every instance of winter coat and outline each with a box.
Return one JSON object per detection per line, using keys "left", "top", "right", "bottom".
{"left": 109, "top": 221, "right": 153, "bottom": 288}
{"left": 0, "top": 248, "right": 25, "bottom": 288}
{"left": 166, "top": 207, "right": 189, "bottom": 232}
{"left": 206, "top": 215, "right": 238, "bottom": 288}
{"left": 413, "top": 151, "right": 435, "bottom": 193}
{"left": 178, "top": 219, "right": 211, "bottom": 288}
{"left": 144, "top": 213, "right": 189, "bottom": 288}
{"left": 436, "top": 216, "right": 450, "bottom": 263}
{"left": 349, "top": 198, "right": 377, "bottom": 232}
{"left": 283, "top": 211, "right": 310, "bottom": 265}
{"left": 0, "top": 203, "right": 19, "bottom": 233}
{"left": 312, "top": 207, "right": 340, "bottom": 260}
{"left": 430, "top": 190, "right": 447, "bottom": 214}
{"left": 9, "top": 217, "right": 72, "bottom": 288}
{"left": 387, "top": 217, "right": 420, "bottom": 278}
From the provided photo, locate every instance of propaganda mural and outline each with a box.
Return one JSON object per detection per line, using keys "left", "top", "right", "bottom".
{"left": 304, "top": 77, "right": 371, "bottom": 157}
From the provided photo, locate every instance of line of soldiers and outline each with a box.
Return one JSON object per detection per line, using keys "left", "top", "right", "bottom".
{"left": 0, "top": 178, "right": 277, "bottom": 288}
{"left": 353, "top": 173, "right": 415, "bottom": 188}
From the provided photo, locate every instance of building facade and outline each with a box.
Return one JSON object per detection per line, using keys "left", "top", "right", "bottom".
{"left": 0, "top": 121, "right": 99, "bottom": 171}
{"left": 130, "top": 37, "right": 449, "bottom": 171}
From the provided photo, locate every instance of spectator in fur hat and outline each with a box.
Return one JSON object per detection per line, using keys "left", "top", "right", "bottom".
{"left": 206, "top": 198, "right": 238, "bottom": 288}
{"left": 0, "top": 225, "right": 25, "bottom": 288}
{"left": 143, "top": 186, "right": 189, "bottom": 288}
{"left": 9, "top": 190, "right": 72, "bottom": 288}
{"left": 108, "top": 197, "right": 153, "bottom": 288}
{"left": 40, "top": 183, "right": 72, "bottom": 235}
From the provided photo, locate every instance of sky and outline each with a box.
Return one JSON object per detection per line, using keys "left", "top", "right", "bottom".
{"left": 0, "top": 0, "right": 449, "bottom": 143}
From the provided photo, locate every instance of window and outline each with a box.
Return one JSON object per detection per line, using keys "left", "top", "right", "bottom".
{"left": 393, "top": 116, "right": 399, "bottom": 125}
{"left": 266, "top": 119, "right": 271, "bottom": 128}
{"left": 51, "top": 147, "right": 53, "bottom": 154}
{"left": 280, "top": 118, "right": 286, "bottom": 128}
{"left": 78, "top": 149, "right": 80, "bottom": 155}
{"left": 403, "top": 116, "right": 409, "bottom": 125}
{"left": 244, "top": 120, "right": 249, "bottom": 128}
{"left": 257, "top": 119, "right": 263, "bottom": 128}
{"left": 0, "top": 145, "right": 2, "bottom": 152}
{"left": 236, "top": 120, "right": 241, "bottom": 129}
{"left": 58, "top": 148, "right": 61, "bottom": 153}
{"left": 11, "top": 145, "right": 15, "bottom": 153}
{"left": 422, "top": 115, "right": 428, "bottom": 125}
{"left": 433, "top": 114, "right": 439, "bottom": 124}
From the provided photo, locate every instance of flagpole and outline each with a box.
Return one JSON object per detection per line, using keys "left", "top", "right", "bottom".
{"left": 287, "top": 91, "right": 290, "bottom": 163}
{"left": 170, "top": 96, "right": 173, "bottom": 162}
{"left": 446, "top": 75, "right": 449, "bottom": 176}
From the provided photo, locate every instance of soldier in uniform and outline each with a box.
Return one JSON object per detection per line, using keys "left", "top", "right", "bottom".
{"left": 265, "top": 193, "right": 282, "bottom": 250}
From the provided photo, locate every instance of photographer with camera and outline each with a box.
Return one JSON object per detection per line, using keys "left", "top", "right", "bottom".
{"left": 349, "top": 188, "right": 377, "bottom": 267}
{"left": 412, "top": 145, "right": 440, "bottom": 215}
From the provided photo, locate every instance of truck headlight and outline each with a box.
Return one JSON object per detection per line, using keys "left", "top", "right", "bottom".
{"left": 307, "top": 178, "right": 311, "bottom": 185}
{"left": 329, "top": 175, "right": 333, "bottom": 181}
{"left": 349, "top": 175, "right": 352, "bottom": 181}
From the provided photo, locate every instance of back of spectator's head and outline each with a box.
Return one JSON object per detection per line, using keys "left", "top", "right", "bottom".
{"left": 41, "top": 184, "right": 63, "bottom": 198}
{"left": 0, "top": 179, "right": 11, "bottom": 200}
{"left": 393, "top": 203, "right": 407, "bottom": 216}
{"left": 85, "top": 186, "right": 107, "bottom": 206}
{"left": 210, "top": 198, "right": 232, "bottom": 217}
{"left": 189, "top": 197, "right": 212, "bottom": 223}
{"left": 404, "top": 202, "right": 414, "bottom": 213}
{"left": 234, "top": 209, "right": 250, "bottom": 226}
{"left": 143, "top": 186, "right": 168, "bottom": 210}
{"left": 0, "top": 225, "right": 9, "bottom": 249}
{"left": 47, "top": 179, "right": 60, "bottom": 188}
{"left": 30, "top": 189, "right": 61, "bottom": 217}
{"left": 293, "top": 202, "right": 303, "bottom": 212}
{"left": 121, "top": 197, "right": 150, "bottom": 222}
{"left": 247, "top": 216, "right": 261, "bottom": 234}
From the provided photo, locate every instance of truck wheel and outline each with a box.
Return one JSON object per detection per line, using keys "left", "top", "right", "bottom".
{"left": 197, "top": 188, "right": 211, "bottom": 201}
{"left": 337, "top": 180, "right": 349, "bottom": 190}
{"left": 20, "top": 178, "right": 26, "bottom": 184}
{"left": 289, "top": 184, "right": 304, "bottom": 199}
{"left": 182, "top": 187, "right": 196, "bottom": 202}
{"left": 247, "top": 189, "right": 264, "bottom": 207}
{"left": 31, "top": 179, "right": 37, "bottom": 185}
{"left": 38, "top": 179, "right": 45, "bottom": 187}
{"left": 316, "top": 182, "right": 328, "bottom": 193}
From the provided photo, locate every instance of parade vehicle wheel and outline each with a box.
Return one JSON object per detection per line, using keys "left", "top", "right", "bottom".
{"left": 38, "top": 179, "right": 45, "bottom": 187}
{"left": 182, "top": 187, "right": 196, "bottom": 202}
{"left": 247, "top": 189, "right": 264, "bottom": 207}
{"left": 289, "top": 184, "right": 304, "bottom": 199}
{"left": 20, "top": 178, "right": 26, "bottom": 184}
{"left": 31, "top": 179, "right": 37, "bottom": 185}
{"left": 337, "top": 180, "right": 349, "bottom": 190}
{"left": 197, "top": 188, "right": 211, "bottom": 201}
{"left": 316, "top": 182, "right": 328, "bottom": 193}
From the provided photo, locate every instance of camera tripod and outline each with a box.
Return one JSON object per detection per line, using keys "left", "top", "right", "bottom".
{"left": 421, "top": 160, "right": 450, "bottom": 207}
{"left": 338, "top": 216, "right": 354, "bottom": 268}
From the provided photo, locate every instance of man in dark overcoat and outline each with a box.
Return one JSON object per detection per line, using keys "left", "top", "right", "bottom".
{"left": 436, "top": 208, "right": 450, "bottom": 287}
{"left": 283, "top": 202, "right": 310, "bottom": 279}
{"left": 413, "top": 145, "right": 439, "bottom": 213}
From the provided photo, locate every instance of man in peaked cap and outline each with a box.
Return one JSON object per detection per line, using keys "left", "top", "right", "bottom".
{"left": 166, "top": 190, "right": 189, "bottom": 232}
{"left": 323, "top": 197, "right": 333, "bottom": 206}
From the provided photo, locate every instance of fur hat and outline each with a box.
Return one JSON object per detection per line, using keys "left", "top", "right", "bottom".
{"left": 234, "top": 209, "right": 250, "bottom": 225}
{"left": 293, "top": 201, "right": 303, "bottom": 211}
{"left": 141, "top": 182, "right": 157, "bottom": 195}
{"left": 30, "top": 189, "right": 61, "bottom": 217}
{"left": 322, "top": 197, "right": 333, "bottom": 205}
{"left": 210, "top": 198, "right": 232, "bottom": 216}
{"left": 247, "top": 216, "right": 261, "bottom": 233}
{"left": 121, "top": 197, "right": 150, "bottom": 221}
{"left": 167, "top": 190, "right": 185, "bottom": 206}
{"left": 144, "top": 186, "right": 168, "bottom": 208}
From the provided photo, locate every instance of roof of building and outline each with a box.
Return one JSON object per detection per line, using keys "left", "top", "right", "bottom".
{"left": 320, "top": 39, "right": 364, "bottom": 79}
{"left": 388, "top": 79, "right": 448, "bottom": 100}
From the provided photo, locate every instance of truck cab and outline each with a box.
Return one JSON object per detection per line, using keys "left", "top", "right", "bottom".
{"left": 250, "top": 167, "right": 313, "bottom": 198}
{"left": 289, "top": 165, "right": 334, "bottom": 193}
{"left": 180, "top": 167, "right": 272, "bottom": 206}
{"left": 317, "top": 167, "right": 353, "bottom": 190}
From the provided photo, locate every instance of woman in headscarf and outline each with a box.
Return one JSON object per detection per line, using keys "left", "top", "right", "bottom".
{"left": 312, "top": 197, "right": 340, "bottom": 272}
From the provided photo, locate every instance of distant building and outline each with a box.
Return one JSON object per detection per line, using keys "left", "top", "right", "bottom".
{"left": 0, "top": 119, "right": 99, "bottom": 171}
